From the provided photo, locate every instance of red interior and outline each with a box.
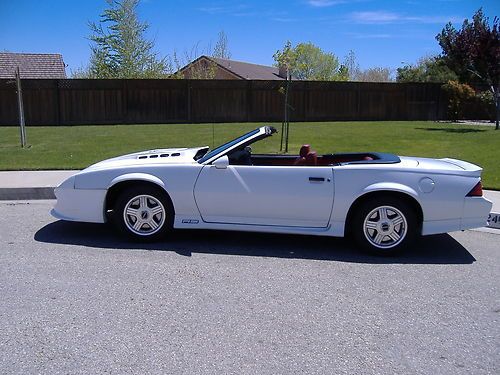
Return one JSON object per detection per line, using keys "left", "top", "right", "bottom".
{"left": 253, "top": 152, "right": 375, "bottom": 167}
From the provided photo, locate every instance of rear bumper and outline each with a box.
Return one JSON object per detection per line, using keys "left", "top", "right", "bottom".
{"left": 422, "top": 196, "right": 492, "bottom": 235}
{"left": 461, "top": 196, "right": 493, "bottom": 230}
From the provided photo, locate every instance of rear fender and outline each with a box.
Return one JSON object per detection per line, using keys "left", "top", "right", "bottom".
{"left": 362, "top": 182, "right": 419, "bottom": 200}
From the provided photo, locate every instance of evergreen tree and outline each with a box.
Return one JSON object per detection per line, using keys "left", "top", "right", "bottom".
{"left": 85, "top": 0, "right": 169, "bottom": 78}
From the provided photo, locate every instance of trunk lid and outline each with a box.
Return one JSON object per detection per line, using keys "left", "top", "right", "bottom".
{"left": 413, "top": 157, "right": 483, "bottom": 177}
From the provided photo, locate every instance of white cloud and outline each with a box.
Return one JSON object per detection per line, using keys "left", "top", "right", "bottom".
{"left": 307, "top": 0, "right": 347, "bottom": 7}
{"left": 350, "top": 11, "right": 462, "bottom": 24}
{"left": 352, "top": 33, "right": 393, "bottom": 39}
{"left": 198, "top": 4, "right": 249, "bottom": 15}
{"left": 352, "top": 11, "right": 400, "bottom": 23}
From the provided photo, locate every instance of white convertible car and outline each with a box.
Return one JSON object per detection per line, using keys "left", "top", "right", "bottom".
{"left": 52, "top": 126, "right": 492, "bottom": 255}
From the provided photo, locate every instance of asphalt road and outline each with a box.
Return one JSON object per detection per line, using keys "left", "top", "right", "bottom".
{"left": 0, "top": 200, "right": 498, "bottom": 375}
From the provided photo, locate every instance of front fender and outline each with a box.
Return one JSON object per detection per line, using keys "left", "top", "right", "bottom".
{"left": 109, "top": 173, "right": 165, "bottom": 189}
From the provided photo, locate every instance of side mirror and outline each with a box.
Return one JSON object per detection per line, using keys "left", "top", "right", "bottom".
{"left": 213, "top": 155, "right": 229, "bottom": 169}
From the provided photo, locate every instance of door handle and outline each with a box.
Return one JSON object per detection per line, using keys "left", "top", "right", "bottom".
{"left": 309, "top": 177, "right": 325, "bottom": 182}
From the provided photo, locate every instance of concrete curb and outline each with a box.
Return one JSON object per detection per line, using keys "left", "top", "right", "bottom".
{"left": 0, "top": 170, "right": 77, "bottom": 201}
{"left": 0, "top": 187, "right": 55, "bottom": 200}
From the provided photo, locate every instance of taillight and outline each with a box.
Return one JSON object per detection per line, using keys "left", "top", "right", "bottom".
{"left": 466, "top": 181, "right": 483, "bottom": 197}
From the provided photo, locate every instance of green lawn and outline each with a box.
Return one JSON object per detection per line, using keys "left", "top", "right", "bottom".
{"left": 1, "top": 121, "right": 498, "bottom": 189}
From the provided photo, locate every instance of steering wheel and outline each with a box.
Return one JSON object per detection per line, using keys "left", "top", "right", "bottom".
{"left": 229, "top": 146, "right": 252, "bottom": 165}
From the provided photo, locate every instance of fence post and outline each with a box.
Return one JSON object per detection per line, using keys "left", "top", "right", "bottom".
{"left": 246, "top": 80, "right": 252, "bottom": 122}
{"left": 15, "top": 67, "right": 27, "bottom": 147}
{"left": 357, "top": 83, "right": 361, "bottom": 120}
{"left": 55, "top": 79, "right": 61, "bottom": 126}
{"left": 186, "top": 80, "right": 191, "bottom": 123}
{"left": 122, "top": 80, "right": 128, "bottom": 124}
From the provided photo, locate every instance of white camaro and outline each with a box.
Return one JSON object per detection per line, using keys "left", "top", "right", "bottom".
{"left": 52, "top": 126, "right": 492, "bottom": 255}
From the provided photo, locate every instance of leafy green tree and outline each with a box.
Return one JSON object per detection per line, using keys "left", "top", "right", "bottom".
{"left": 436, "top": 8, "right": 500, "bottom": 129}
{"left": 396, "top": 56, "right": 458, "bottom": 83}
{"left": 82, "top": 0, "right": 170, "bottom": 78}
{"left": 273, "top": 41, "right": 347, "bottom": 81}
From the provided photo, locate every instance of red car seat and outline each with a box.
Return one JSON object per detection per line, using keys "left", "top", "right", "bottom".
{"left": 294, "top": 145, "right": 311, "bottom": 165}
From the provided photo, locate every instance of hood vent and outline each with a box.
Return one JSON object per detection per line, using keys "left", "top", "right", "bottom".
{"left": 137, "top": 153, "right": 170, "bottom": 160}
{"left": 136, "top": 152, "right": 181, "bottom": 160}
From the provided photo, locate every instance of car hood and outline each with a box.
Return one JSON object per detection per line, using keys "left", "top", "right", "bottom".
{"left": 84, "top": 146, "right": 209, "bottom": 171}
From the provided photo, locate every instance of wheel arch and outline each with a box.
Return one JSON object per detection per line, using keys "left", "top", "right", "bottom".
{"left": 345, "top": 187, "right": 424, "bottom": 237}
{"left": 105, "top": 174, "right": 174, "bottom": 218}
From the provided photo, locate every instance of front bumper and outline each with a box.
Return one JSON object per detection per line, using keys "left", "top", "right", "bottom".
{"left": 52, "top": 177, "right": 107, "bottom": 223}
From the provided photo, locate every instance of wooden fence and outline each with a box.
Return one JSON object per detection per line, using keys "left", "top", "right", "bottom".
{"left": 0, "top": 78, "right": 482, "bottom": 126}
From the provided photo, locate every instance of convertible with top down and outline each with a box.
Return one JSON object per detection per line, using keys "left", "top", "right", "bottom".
{"left": 52, "top": 126, "right": 492, "bottom": 255}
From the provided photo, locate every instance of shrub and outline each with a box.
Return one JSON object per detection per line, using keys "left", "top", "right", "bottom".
{"left": 442, "top": 80, "right": 475, "bottom": 121}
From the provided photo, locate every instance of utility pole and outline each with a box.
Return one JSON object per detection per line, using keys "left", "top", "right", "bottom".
{"left": 15, "top": 67, "right": 27, "bottom": 147}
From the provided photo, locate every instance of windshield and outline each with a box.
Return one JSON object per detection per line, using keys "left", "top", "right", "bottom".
{"left": 197, "top": 128, "right": 260, "bottom": 164}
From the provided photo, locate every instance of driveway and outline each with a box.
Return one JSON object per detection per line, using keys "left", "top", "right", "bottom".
{"left": 0, "top": 200, "right": 498, "bottom": 375}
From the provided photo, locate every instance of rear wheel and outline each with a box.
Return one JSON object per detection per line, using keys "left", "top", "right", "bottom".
{"left": 113, "top": 185, "right": 173, "bottom": 241}
{"left": 351, "top": 196, "right": 417, "bottom": 256}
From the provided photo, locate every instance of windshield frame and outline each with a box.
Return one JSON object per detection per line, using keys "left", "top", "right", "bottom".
{"left": 197, "top": 126, "right": 274, "bottom": 164}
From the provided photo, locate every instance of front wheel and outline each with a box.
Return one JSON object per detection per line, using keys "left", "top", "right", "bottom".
{"left": 113, "top": 185, "right": 173, "bottom": 241}
{"left": 351, "top": 196, "right": 418, "bottom": 256}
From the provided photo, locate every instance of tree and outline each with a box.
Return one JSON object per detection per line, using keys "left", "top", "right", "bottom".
{"left": 273, "top": 41, "right": 347, "bottom": 81}
{"left": 82, "top": 0, "right": 170, "bottom": 78}
{"left": 343, "top": 50, "right": 360, "bottom": 81}
{"left": 436, "top": 8, "right": 500, "bottom": 129}
{"left": 356, "top": 67, "right": 394, "bottom": 82}
{"left": 396, "top": 56, "right": 458, "bottom": 83}
{"left": 174, "top": 30, "right": 232, "bottom": 79}
{"left": 212, "top": 30, "right": 231, "bottom": 60}
{"left": 341, "top": 50, "right": 393, "bottom": 82}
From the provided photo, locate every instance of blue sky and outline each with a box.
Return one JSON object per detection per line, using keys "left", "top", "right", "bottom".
{"left": 1, "top": 0, "right": 498, "bottom": 76}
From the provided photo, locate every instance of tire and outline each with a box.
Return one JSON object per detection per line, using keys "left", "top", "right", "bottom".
{"left": 113, "top": 185, "right": 174, "bottom": 242}
{"left": 351, "top": 196, "right": 418, "bottom": 256}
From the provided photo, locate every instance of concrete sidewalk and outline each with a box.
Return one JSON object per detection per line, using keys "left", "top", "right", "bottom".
{"left": 0, "top": 170, "right": 499, "bottom": 226}
{"left": 0, "top": 170, "right": 78, "bottom": 200}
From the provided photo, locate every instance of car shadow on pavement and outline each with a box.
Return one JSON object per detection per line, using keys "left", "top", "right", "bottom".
{"left": 34, "top": 220, "right": 476, "bottom": 265}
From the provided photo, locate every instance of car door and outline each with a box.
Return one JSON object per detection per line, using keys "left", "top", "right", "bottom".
{"left": 193, "top": 164, "right": 334, "bottom": 227}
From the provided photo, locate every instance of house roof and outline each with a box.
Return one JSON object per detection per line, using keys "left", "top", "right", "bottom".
{"left": 0, "top": 53, "right": 66, "bottom": 79}
{"left": 180, "top": 55, "right": 286, "bottom": 80}
{"left": 211, "top": 57, "right": 285, "bottom": 80}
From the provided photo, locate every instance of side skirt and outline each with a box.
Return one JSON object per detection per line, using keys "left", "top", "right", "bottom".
{"left": 174, "top": 215, "right": 342, "bottom": 237}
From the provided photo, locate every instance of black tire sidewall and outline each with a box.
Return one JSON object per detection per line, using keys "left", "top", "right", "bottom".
{"left": 113, "top": 185, "right": 174, "bottom": 242}
{"left": 351, "top": 196, "right": 417, "bottom": 256}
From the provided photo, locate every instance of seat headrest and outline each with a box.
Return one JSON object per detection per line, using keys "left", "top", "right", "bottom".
{"left": 299, "top": 145, "right": 311, "bottom": 158}
{"left": 306, "top": 151, "right": 317, "bottom": 166}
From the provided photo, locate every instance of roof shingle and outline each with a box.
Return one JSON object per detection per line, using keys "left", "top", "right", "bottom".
{"left": 211, "top": 57, "right": 285, "bottom": 80}
{"left": 0, "top": 53, "right": 66, "bottom": 79}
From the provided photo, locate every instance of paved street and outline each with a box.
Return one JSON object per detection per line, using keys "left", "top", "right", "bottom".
{"left": 0, "top": 200, "right": 499, "bottom": 375}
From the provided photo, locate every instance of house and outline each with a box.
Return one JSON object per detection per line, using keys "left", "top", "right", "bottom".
{"left": 178, "top": 55, "right": 288, "bottom": 80}
{"left": 0, "top": 52, "right": 66, "bottom": 79}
